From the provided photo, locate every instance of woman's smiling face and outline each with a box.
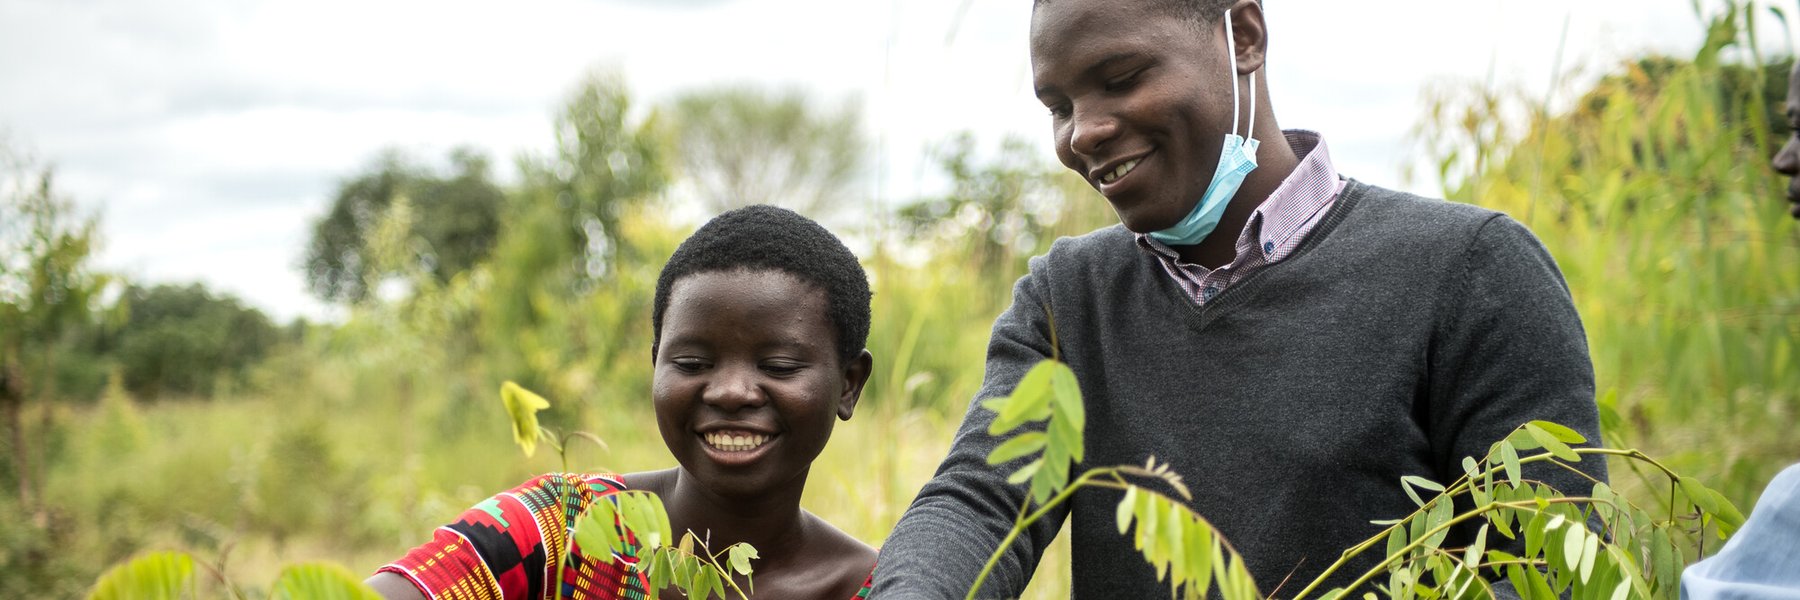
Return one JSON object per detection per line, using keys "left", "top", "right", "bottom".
{"left": 652, "top": 268, "right": 867, "bottom": 501}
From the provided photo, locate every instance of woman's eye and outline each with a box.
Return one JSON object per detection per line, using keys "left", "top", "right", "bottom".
{"left": 761, "top": 361, "right": 804, "bottom": 376}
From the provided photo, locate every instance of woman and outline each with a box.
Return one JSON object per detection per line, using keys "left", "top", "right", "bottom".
{"left": 368, "top": 205, "right": 877, "bottom": 599}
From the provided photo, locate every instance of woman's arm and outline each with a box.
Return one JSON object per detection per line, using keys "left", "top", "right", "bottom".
{"left": 365, "top": 572, "right": 426, "bottom": 600}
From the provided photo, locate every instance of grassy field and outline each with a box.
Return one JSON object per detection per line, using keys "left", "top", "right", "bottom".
{"left": 14, "top": 3, "right": 1800, "bottom": 598}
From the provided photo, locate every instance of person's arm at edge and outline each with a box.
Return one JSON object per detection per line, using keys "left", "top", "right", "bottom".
{"left": 1428, "top": 214, "right": 1610, "bottom": 600}
{"left": 872, "top": 259, "right": 1067, "bottom": 599}
{"left": 367, "top": 572, "right": 427, "bottom": 600}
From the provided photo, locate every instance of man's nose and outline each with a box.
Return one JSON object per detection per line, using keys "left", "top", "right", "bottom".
{"left": 1069, "top": 105, "right": 1119, "bottom": 159}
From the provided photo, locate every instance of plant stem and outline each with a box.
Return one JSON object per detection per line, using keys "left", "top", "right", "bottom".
{"left": 963, "top": 469, "right": 1107, "bottom": 600}
{"left": 1299, "top": 498, "right": 1598, "bottom": 600}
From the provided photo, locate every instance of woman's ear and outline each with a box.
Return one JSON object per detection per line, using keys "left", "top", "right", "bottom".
{"left": 837, "top": 349, "right": 874, "bottom": 421}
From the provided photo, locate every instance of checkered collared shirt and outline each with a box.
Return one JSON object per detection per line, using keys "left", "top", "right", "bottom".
{"left": 1136, "top": 129, "right": 1344, "bottom": 306}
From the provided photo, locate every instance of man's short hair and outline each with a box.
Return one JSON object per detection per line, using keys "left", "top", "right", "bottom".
{"left": 651, "top": 204, "right": 872, "bottom": 366}
{"left": 1033, "top": 0, "right": 1251, "bottom": 29}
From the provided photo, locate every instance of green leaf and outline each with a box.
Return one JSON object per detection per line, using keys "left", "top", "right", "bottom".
{"left": 1047, "top": 416, "right": 1081, "bottom": 469}
{"left": 986, "top": 361, "right": 1056, "bottom": 435}
{"left": 1578, "top": 528, "right": 1599, "bottom": 583}
{"left": 1423, "top": 499, "right": 1454, "bottom": 550}
{"left": 1462, "top": 456, "right": 1481, "bottom": 480}
{"left": 1048, "top": 362, "right": 1085, "bottom": 433}
{"left": 649, "top": 550, "right": 673, "bottom": 592}
{"left": 1651, "top": 528, "right": 1676, "bottom": 591}
{"left": 1677, "top": 475, "right": 1748, "bottom": 536}
{"left": 1006, "top": 458, "right": 1043, "bottom": 485}
{"left": 1184, "top": 517, "right": 1215, "bottom": 597}
{"left": 1525, "top": 424, "right": 1581, "bottom": 462}
{"left": 1500, "top": 442, "right": 1522, "bottom": 486}
{"left": 1523, "top": 562, "right": 1556, "bottom": 600}
{"left": 646, "top": 494, "right": 673, "bottom": 551}
{"left": 1402, "top": 475, "right": 1446, "bottom": 507}
{"left": 1386, "top": 526, "right": 1409, "bottom": 560}
{"left": 1525, "top": 511, "right": 1548, "bottom": 559}
{"left": 87, "top": 551, "right": 195, "bottom": 600}
{"left": 1134, "top": 489, "right": 1156, "bottom": 552}
{"left": 727, "top": 543, "right": 759, "bottom": 576}
{"left": 1160, "top": 500, "right": 1184, "bottom": 581}
{"left": 985, "top": 432, "right": 1047, "bottom": 465}
{"left": 1506, "top": 427, "right": 1544, "bottom": 451}
{"left": 619, "top": 493, "right": 658, "bottom": 553}
{"left": 1562, "top": 524, "right": 1584, "bottom": 572}
{"left": 1527, "top": 420, "right": 1587, "bottom": 444}
{"left": 1117, "top": 487, "right": 1138, "bottom": 535}
{"left": 1506, "top": 565, "right": 1532, "bottom": 600}
{"left": 697, "top": 566, "right": 721, "bottom": 600}
{"left": 500, "top": 381, "right": 550, "bottom": 457}
{"left": 271, "top": 563, "right": 386, "bottom": 600}
{"left": 575, "top": 498, "right": 624, "bottom": 557}
{"left": 1464, "top": 524, "right": 1489, "bottom": 566}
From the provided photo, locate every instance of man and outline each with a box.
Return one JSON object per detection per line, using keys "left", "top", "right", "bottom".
{"left": 873, "top": 0, "right": 1607, "bottom": 597}
{"left": 1768, "top": 58, "right": 1800, "bottom": 219}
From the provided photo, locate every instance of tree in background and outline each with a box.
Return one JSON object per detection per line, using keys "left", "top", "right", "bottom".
{"left": 517, "top": 70, "right": 669, "bottom": 275}
{"left": 301, "top": 148, "right": 504, "bottom": 304}
{"left": 474, "top": 71, "right": 672, "bottom": 410}
{"left": 898, "top": 133, "right": 1061, "bottom": 276}
{"left": 1411, "top": 0, "right": 1799, "bottom": 507}
{"left": 110, "top": 283, "right": 279, "bottom": 399}
{"left": 669, "top": 85, "right": 865, "bottom": 218}
{"left": 0, "top": 144, "right": 104, "bottom": 512}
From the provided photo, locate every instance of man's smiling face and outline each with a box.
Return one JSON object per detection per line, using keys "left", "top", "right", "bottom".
{"left": 1030, "top": 0, "right": 1240, "bottom": 233}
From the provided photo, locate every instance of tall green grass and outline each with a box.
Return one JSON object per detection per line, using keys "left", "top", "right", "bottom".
{"left": 22, "top": 2, "right": 1800, "bottom": 597}
{"left": 1413, "top": 0, "right": 1798, "bottom": 512}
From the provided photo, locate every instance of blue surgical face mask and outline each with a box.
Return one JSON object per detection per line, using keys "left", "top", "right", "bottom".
{"left": 1149, "top": 8, "right": 1260, "bottom": 246}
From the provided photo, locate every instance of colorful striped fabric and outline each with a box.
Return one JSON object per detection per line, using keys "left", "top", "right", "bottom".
{"left": 1136, "top": 129, "right": 1345, "bottom": 306}
{"left": 377, "top": 472, "right": 875, "bottom": 600}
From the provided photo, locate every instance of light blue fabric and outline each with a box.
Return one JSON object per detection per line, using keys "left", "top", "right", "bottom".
{"left": 1682, "top": 464, "right": 1800, "bottom": 600}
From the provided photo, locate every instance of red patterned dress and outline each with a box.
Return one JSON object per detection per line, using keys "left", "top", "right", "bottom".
{"left": 377, "top": 473, "right": 874, "bottom": 600}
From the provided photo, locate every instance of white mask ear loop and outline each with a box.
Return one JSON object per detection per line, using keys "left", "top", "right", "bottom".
{"left": 1223, "top": 7, "right": 1255, "bottom": 139}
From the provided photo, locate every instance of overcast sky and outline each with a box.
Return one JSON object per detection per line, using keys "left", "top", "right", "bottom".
{"left": 0, "top": 0, "right": 1776, "bottom": 322}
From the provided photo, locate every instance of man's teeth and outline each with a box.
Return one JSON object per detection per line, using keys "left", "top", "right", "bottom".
{"left": 1101, "top": 158, "right": 1142, "bottom": 184}
{"left": 704, "top": 432, "right": 771, "bottom": 452}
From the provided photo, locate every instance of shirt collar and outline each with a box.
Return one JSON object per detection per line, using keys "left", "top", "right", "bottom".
{"left": 1134, "top": 129, "right": 1340, "bottom": 262}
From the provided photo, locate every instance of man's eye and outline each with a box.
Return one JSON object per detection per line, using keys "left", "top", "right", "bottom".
{"left": 1048, "top": 104, "right": 1071, "bottom": 119}
{"left": 1104, "top": 73, "right": 1139, "bottom": 92}
{"left": 671, "top": 358, "right": 709, "bottom": 373}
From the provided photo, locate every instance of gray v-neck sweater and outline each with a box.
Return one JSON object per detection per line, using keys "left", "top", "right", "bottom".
{"left": 873, "top": 180, "right": 1607, "bottom": 599}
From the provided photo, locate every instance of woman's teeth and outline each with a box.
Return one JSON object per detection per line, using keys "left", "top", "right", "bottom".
{"left": 1101, "top": 158, "right": 1141, "bottom": 184}
{"left": 704, "top": 432, "right": 771, "bottom": 452}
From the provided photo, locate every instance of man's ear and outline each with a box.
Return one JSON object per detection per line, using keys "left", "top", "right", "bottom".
{"left": 837, "top": 349, "right": 874, "bottom": 421}
{"left": 1227, "top": 0, "right": 1268, "bottom": 76}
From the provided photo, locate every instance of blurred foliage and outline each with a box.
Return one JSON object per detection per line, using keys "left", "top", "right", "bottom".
{"left": 1413, "top": 0, "right": 1798, "bottom": 512}
{"left": 110, "top": 283, "right": 279, "bottom": 399}
{"left": 0, "top": 144, "right": 109, "bottom": 597}
{"left": 898, "top": 133, "right": 1062, "bottom": 276}
{"left": 302, "top": 148, "right": 504, "bottom": 304}
{"left": 670, "top": 85, "right": 865, "bottom": 217}
{"left": 20, "top": 2, "right": 1800, "bottom": 596}
{"left": 519, "top": 70, "right": 669, "bottom": 274}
